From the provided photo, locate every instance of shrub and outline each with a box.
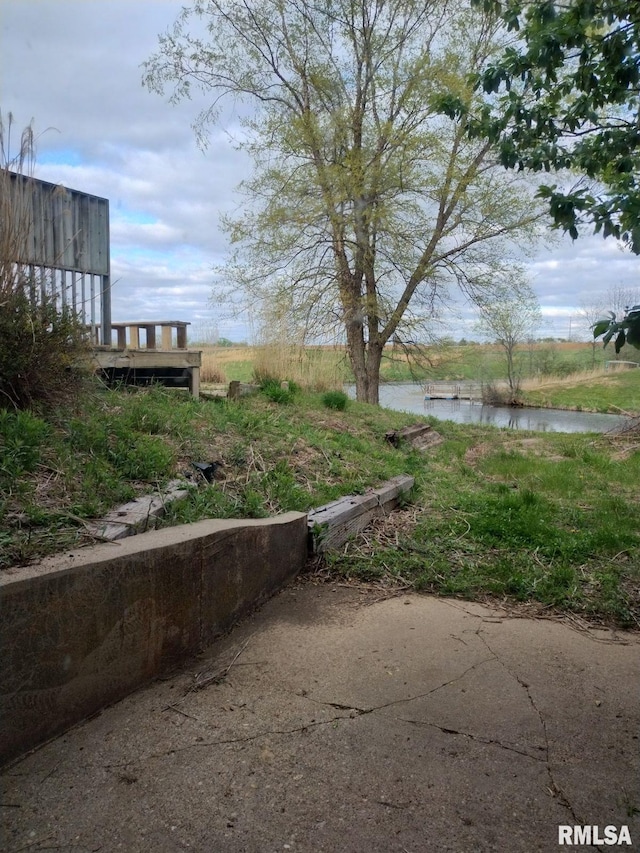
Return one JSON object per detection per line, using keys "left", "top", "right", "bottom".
{"left": 260, "top": 378, "right": 296, "bottom": 404}
{"left": 480, "top": 382, "right": 520, "bottom": 406}
{"left": 0, "top": 114, "right": 90, "bottom": 410}
{"left": 0, "top": 290, "right": 89, "bottom": 410}
{"left": 322, "top": 390, "right": 349, "bottom": 410}
{"left": 0, "top": 408, "right": 49, "bottom": 483}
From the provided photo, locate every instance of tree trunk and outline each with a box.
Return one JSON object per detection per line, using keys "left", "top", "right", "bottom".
{"left": 505, "top": 340, "right": 521, "bottom": 401}
{"left": 348, "top": 333, "right": 382, "bottom": 405}
{"left": 364, "top": 342, "right": 382, "bottom": 405}
{"left": 346, "top": 316, "right": 368, "bottom": 402}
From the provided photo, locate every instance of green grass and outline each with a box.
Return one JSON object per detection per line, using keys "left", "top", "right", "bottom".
{"left": 521, "top": 368, "right": 640, "bottom": 413}
{"left": 217, "top": 359, "right": 256, "bottom": 382}
{"left": 326, "top": 427, "right": 640, "bottom": 628}
{"left": 2, "top": 378, "right": 639, "bottom": 628}
{"left": 0, "top": 382, "right": 423, "bottom": 567}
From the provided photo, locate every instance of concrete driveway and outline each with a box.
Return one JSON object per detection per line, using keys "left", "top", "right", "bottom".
{"left": 2, "top": 582, "right": 638, "bottom": 852}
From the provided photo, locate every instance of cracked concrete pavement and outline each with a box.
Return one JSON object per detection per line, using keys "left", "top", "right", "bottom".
{"left": 2, "top": 583, "right": 639, "bottom": 852}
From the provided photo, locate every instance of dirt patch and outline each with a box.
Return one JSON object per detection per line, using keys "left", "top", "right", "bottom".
{"left": 313, "top": 414, "right": 350, "bottom": 431}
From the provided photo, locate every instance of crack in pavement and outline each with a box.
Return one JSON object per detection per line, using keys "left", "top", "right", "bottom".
{"left": 473, "top": 621, "right": 584, "bottom": 826}
{"left": 87, "top": 657, "right": 520, "bottom": 770}
{"left": 382, "top": 712, "right": 547, "bottom": 762}
{"left": 122, "top": 654, "right": 545, "bottom": 767}
{"left": 92, "top": 711, "right": 361, "bottom": 769}
{"left": 94, "top": 704, "right": 543, "bottom": 775}
{"left": 301, "top": 655, "right": 547, "bottom": 761}
{"left": 302, "top": 655, "right": 496, "bottom": 716}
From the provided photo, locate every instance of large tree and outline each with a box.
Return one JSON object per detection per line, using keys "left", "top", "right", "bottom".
{"left": 444, "top": 0, "right": 640, "bottom": 252}
{"left": 144, "top": 0, "right": 542, "bottom": 403}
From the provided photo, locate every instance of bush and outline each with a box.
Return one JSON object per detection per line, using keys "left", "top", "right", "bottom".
{"left": 480, "top": 382, "right": 520, "bottom": 406}
{"left": 0, "top": 408, "right": 49, "bottom": 484}
{"left": 260, "top": 378, "right": 296, "bottom": 404}
{"left": 0, "top": 290, "right": 89, "bottom": 410}
{"left": 322, "top": 390, "right": 349, "bottom": 410}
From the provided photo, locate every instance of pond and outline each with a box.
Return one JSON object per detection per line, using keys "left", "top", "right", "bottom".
{"left": 347, "top": 383, "right": 629, "bottom": 434}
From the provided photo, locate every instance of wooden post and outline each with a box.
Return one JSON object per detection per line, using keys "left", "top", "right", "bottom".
{"left": 189, "top": 366, "right": 200, "bottom": 398}
{"left": 161, "top": 326, "right": 173, "bottom": 350}
{"left": 144, "top": 325, "right": 157, "bottom": 349}
{"left": 130, "top": 326, "right": 140, "bottom": 349}
{"left": 176, "top": 324, "right": 188, "bottom": 349}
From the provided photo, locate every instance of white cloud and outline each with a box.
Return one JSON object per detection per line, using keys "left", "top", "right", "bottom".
{"left": 2, "top": 0, "right": 638, "bottom": 342}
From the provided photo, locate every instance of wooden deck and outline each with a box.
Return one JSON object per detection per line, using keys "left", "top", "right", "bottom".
{"left": 423, "top": 383, "right": 481, "bottom": 401}
{"left": 93, "top": 321, "right": 201, "bottom": 397}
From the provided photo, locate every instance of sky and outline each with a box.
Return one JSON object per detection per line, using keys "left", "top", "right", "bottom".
{"left": 2, "top": 0, "right": 638, "bottom": 344}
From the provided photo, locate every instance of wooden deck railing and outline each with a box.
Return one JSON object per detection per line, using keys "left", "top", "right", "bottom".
{"left": 95, "top": 320, "right": 200, "bottom": 397}
{"left": 110, "top": 321, "right": 189, "bottom": 350}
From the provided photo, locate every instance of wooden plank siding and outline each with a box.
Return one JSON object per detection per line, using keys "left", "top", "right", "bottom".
{"left": 7, "top": 171, "right": 111, "bottom": 344}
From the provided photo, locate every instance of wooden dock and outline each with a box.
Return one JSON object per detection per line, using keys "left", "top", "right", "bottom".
{"left": 92, "top": 320, "right": 201, "bottom": 397}
{"left": 423, "top": 383, "right": 481, "bottom": 401}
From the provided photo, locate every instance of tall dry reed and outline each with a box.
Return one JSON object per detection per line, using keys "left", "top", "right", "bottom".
{"left": 252, "top": 343, "right": 347, "bottom": 391}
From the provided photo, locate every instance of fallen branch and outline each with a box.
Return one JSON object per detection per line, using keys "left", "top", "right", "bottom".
{"left": 190, "top": 637, "right": 253, "bottom": 692}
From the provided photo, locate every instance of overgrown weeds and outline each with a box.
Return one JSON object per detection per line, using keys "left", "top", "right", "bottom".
{"left": 251, "top": 343, "right": 348, "bottom": 391}
{"left": 199, "top": 352, "right": 227, "bottom": 384}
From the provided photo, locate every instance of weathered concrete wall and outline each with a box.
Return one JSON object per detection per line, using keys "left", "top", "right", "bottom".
{"left": 0, "top": 513, "right": 307, "bottom": 765}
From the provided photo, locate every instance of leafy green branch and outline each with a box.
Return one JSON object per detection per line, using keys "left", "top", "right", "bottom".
{"left": 593, "top": 305, "right": 640, "bottom": 353}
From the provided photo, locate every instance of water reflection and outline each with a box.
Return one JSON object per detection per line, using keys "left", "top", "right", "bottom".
{"left": 347, "top": 384, "right": 629, "bottom": 434}
{"left": 422, "top": 398, "right": 623, "bottom": 433}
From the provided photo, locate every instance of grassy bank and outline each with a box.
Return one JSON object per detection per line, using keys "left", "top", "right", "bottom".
{"left": 1, "top": 380, "right": 638, "bottom": 628}
{"left": 326, "top": 428, "right": 640, "bottom": 629}
{"left": 0, "top": 383, "right": 421, "bottom": 570}
{"left": 520, "top": 368, "right": 640, "bottom": 413}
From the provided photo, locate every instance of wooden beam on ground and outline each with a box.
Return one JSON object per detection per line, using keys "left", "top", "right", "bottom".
{"left": 84, "top": 480, "right": 190, "bottom": 541}
{"left": 307, "top": 474, "right": 414, "bottom": 554}
{"left": 385, "top": 423, "right": 443, "bottom": 452}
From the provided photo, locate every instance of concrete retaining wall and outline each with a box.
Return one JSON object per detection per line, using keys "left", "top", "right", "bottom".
{"left": 0, "top": 513, "right": 307, "bottom": 765}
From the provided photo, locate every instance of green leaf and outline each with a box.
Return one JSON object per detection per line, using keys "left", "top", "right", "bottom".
{"left": 592, "top": 319, "right": 612, "bottom": 338}
{"left": 614, "top": 329, "right": 626, "bottom": 354}
{"left": 625, "top": 322, "right": 640, "bottom": 348}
